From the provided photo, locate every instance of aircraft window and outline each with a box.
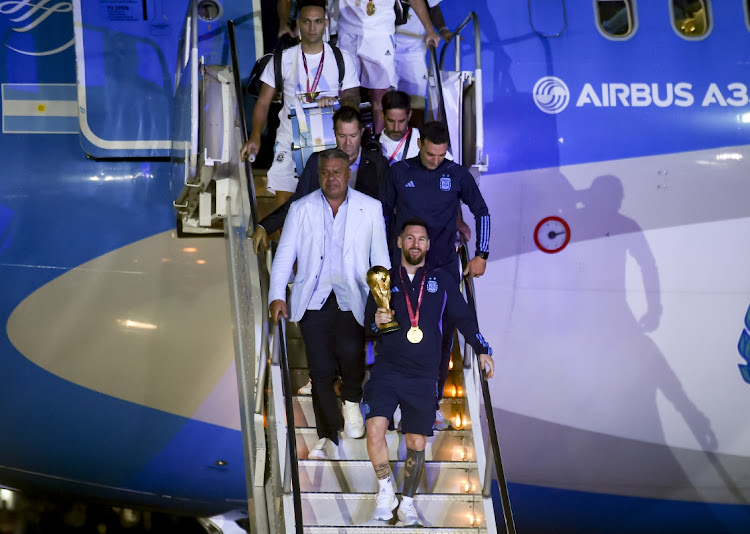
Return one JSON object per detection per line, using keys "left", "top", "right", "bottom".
{"left": 672, "top": 0, "right": 711, "bottom": 38}
{"left": 198, "top": 0, "right": 223, "bottom": 22}
{"left": 596, "top": 0, "right": 635, "bottom": 38}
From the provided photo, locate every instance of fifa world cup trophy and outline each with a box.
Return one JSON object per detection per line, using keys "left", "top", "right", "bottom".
{"left": 366, "top": 266, "right": 400, "bottom": 334}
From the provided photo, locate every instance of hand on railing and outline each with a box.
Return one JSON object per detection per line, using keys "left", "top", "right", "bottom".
{"left": 425, "top": 27, "right": 441, "bottom": 49}
{"left": 462, "top": 256, "right": 487, "bottom": 279}
{"left": 241, "top": 137, "right": 260, "bottom": 162}
{"left": 478, "top": 353, "right": 495, "bottom": 379}
{"left": 253, "top": 225, "right": 269, "bottom": 254}
{"left": 270, "top": 299, "right": 289, "bottom": 324}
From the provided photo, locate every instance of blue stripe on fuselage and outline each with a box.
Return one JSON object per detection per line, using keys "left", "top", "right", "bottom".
{"left": 2, "top": 84, "right": 78, "bottom": 101}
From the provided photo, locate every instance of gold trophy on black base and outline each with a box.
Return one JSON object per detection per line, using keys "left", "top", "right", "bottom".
{"left": 366, "top": 266, "right": 400, "bottom": 334}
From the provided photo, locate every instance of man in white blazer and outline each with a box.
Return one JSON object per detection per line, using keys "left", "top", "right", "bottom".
{"left": 269, "top": 148, "right": 391, "bottom": 459}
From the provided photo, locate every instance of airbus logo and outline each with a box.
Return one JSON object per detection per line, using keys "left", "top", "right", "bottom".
{"left": 533, "top": 76, "right": 570, "bottom": 114}
{"left": 534, "top": 77, "right": 750, "bottom": 111}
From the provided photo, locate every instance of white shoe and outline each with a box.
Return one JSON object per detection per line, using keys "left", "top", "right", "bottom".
{"left": 372, "top": 487, "right": 398, "bottom": 522}
{"left": 298, "top": 378, "right": 312, "bottom": 395}
{"left": 397, "top": 499, "right": 422, "bottom": 527}
{"left": 308, "top": 437, "right": 333, "bottom": 459}
{"left": 343, "top": 400, "right": 365, "bottom": 438}
{"left": 433, "top": 408, "right": 450, "bottom": 431}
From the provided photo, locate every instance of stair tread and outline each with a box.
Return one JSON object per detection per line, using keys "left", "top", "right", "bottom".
{"left": 302, "top": 492, "right": 482, "bottom": 500}
{"left": 298, "top": 492, "right": 487, "bottom": 528}
{"left": 305, "top": 529, "right": 486, "bottom": 533}
{"left": 298, "top": 459, "right": 478, "bottom": 466}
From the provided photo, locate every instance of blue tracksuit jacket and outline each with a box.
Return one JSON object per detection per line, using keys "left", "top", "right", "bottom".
{"left": 365, "top": 266, "right": 493, "bottom": 380}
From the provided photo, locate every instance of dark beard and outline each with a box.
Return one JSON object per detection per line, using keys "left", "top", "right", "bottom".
{"left": 404, "top": 250, "right": 426, "bottom": 266}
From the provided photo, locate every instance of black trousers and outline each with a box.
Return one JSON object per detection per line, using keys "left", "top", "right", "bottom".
{"left": 299, "top": 292, "right": 365, "bottom": 442}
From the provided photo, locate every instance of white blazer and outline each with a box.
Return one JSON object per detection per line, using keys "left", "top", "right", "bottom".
{"left": 269, "top": 188, "right": 391, "bottom": 325}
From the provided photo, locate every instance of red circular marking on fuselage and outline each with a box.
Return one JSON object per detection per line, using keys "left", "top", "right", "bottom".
{"left": 533, "top": 216, "right": 571, "bottom": 254}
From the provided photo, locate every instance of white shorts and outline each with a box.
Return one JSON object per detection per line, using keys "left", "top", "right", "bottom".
{"left": 266, "top": 142, "right": 298, "bottom": 194}
{"left": 395, "top": 46, "right": 428, "bottom": 97}
{"left": 337, "top": 31, "right": 397, "bottom": 90}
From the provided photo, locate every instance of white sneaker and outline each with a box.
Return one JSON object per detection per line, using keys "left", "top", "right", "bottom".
{"left": 298, "top": 379, "right": 312, "bottom": 395}
{"left": 397, "top": 499, "right": 422, "bottom": 527}
{"left": 372, "top": 487, "right": 398, "bottom": 522}
{"left": 308, "top": 437, "right": 333, "bottom": 459}
{"left": 343, "top": 400, "right": 365, "bottom": 438}
{"left": 434, "top": 408, "right": 450, "bottom": 431}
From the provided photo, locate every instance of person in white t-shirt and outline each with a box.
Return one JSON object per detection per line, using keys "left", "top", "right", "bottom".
{"left": 241, "top": 0, "right": 360, "bottom": 206}
{"left": 335, "top": 0, "right": 439, "bottom": 135}
{"left": 394, "top": 0, "right": 452, "bottom": 125}
{"left": 378, "top": 90, "right": 421, "bottom": 165}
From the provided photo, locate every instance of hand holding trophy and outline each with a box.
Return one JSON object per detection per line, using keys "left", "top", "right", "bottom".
{"left": 366, "top": 266, "right": 400, "bottom": 334}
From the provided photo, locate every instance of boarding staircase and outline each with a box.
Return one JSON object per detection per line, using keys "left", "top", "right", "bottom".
{"left": 271, "top": 305, "right": 493, "bottom": 532}
{"left": 169, "top": 3, "right": 513, "bottom": 532}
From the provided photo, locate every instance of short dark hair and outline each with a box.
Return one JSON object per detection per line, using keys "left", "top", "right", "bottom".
{"left": 382, "top": 90, "right": 411, "bottom": 113}
{"left": 420, "top": 121, "right": 450, "bottom": 145}
{"left": 298, "top": 0, "right": 327, "bottom": 14}
{"left": 318, "top": 147, "right": 349, "bottom": 165}
{"left": 400, "top": 217, "right": 429, "bottom": 237}
{"left": 333, "top": 106, "right": 363, "bottom": 130}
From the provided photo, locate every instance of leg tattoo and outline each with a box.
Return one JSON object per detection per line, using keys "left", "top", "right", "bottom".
{"left": 375, "top": 461, "right": 392, "bottom": 480}
{"left": 402, "top": 448, "right": 425, "bottom": 498}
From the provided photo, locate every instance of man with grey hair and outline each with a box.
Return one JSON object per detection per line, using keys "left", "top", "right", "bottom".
{"left": 269, "top": 148, "right": 391, "bottom": 459}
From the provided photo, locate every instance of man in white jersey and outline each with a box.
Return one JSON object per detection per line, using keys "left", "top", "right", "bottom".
{"left": 241, "top": 0, "right": 360, "bottom": 206}
{"left": 335, "top": 0, "right": 439, "bottom": 135}
{"left": 394, "top": 0, "right": 451, "bottom": 125}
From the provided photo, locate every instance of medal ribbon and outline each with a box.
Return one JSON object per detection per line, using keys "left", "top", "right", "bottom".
{"left": 388, "top": 128, "right": 411, "bottom": 163}
{"left": 302, "top": 46, "right": 325, "bottom": 100}
{"left": 399, "top": 268, "right": 426, "bottom": 329}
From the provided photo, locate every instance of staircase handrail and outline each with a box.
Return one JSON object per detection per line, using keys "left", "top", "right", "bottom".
{"left": 227, "top": 20, "right": 259, "bottom": 229}
{"left": 427, "top": 44, "right": 449, "bottom": 127}
{"left": 458, "top": 239, "right": 516, "bottom": 534}
{"left": 438, "top": 11, "right": 485, "bottom": 172}
{"left": 268, "top": 245, "right": 304, "bottom": 534}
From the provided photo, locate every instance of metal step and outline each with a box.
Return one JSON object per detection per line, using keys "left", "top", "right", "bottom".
{"left": 300, "top": 492, "right": 487, "bottom": 528}
{"left": 305, "top": 528, "right": 487, "bottom": 533}
{"left": 292, "top": 396, "right": 468, "bottom": 429}
{"left": 298, "top": 460, "right": 480, "bottom": 494}
{"left": 295, "top": 428, "right": 476, "bottom": 462}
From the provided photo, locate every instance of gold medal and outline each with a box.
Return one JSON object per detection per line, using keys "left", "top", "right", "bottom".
{"left": 406, "top": 326, "right": 423, "bottom": 344}
{"left": 366, "top": 0, "right": 375, "bottom": 16}
{"left": 304, "top": 91, "right": 320, "bottom": 103}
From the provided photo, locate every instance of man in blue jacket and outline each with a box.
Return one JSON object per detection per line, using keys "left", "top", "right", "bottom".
{"left": 363, "top": 218, "right": 494, "bottom": 526}
{"left": 381, "top": 121, "right": 491, "bottom": 430}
